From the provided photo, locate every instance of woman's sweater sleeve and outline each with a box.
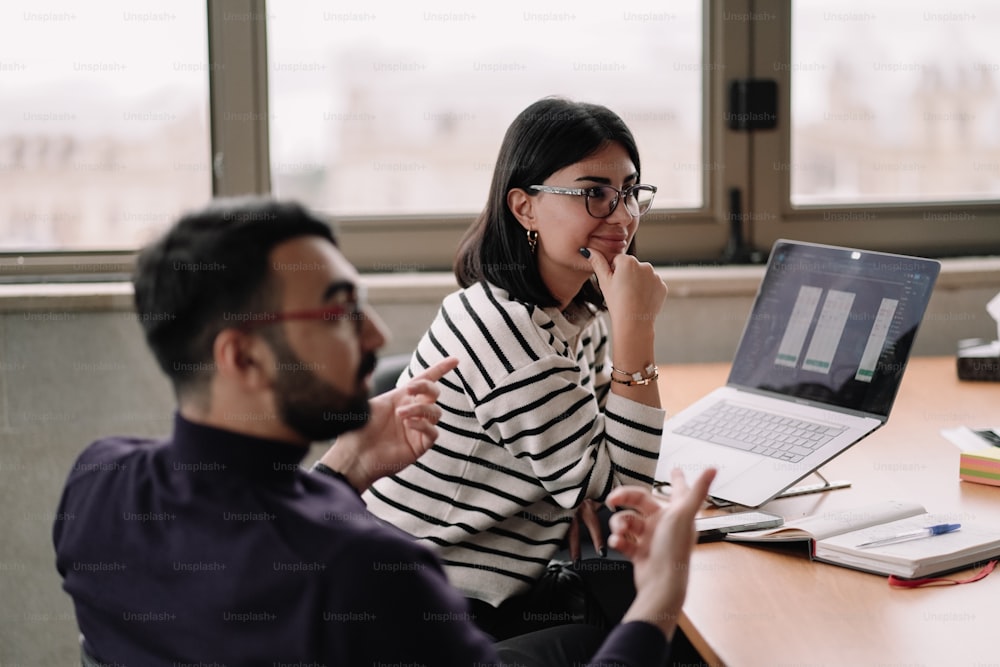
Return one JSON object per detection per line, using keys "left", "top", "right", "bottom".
{"left": 450, "top": 285, "right": 664, "bottom": 509}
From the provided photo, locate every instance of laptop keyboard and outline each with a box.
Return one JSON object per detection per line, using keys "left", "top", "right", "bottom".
{"left": 674, "top": 401, "right": 847, "bottom": 463}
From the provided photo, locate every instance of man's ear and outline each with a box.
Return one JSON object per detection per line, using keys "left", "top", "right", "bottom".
{"left": 213, "top": 328, "right": 274, "bottom": 390}
{"left": 506, "top": 188, "right": 536, "bottom": 232}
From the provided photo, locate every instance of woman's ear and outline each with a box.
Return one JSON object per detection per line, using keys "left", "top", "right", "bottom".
{"left": 506, "top": 188, "right": 536, "bottom": 231}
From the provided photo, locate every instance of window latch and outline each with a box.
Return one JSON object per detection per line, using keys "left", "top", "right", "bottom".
{"left": 728, "top": 79, "right": 778, "bottom": 131}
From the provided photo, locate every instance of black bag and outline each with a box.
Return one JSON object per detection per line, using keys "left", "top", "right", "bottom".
{"left": 526, "top": 560, "right": 608, "bottom": 630}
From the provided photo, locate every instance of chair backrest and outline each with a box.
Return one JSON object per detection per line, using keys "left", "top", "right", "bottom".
{"left": 79, "top": 637, "right": 107, "bottom": 667}
{"left": 371, "top": 353, "right": 412, "bottom": 396}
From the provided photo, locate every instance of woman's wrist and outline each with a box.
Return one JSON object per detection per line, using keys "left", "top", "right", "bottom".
{"left": 610, "top": 363, "right": 659, "bottom": 386}
{"left": 609, "top": 313, "right": 657, "bottom": 336}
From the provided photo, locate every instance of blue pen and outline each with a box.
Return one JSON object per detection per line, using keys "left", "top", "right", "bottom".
{"left": 856, "top": 523, "right": 961, "bottom": 549}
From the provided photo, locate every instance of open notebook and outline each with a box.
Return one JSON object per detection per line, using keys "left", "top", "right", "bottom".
{"left": 725, "top": 500, "right": 1000, "bottom": 579}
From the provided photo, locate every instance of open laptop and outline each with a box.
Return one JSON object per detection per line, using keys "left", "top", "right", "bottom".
{"left": 654, "top": 239, "right": 941, "bottom": 508}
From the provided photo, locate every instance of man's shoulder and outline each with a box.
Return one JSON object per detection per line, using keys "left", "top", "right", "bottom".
{"left": 68, "top": 435, "right": 161, "bottom": 479}
{"left": 318, "top": 492, "right": 421, "bottom": 550}
{"left": 303, "top": 474, "right": 423, "bottom": 546}
{"left": 311, "top": 485, "right": 445, "bottom": 576}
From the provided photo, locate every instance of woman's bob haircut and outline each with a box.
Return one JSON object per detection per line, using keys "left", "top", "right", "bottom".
{"left": 454, "top": 97, "right": 641, "bottom": 310}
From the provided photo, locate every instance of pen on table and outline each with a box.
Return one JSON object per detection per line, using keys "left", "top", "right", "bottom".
{"left": 856, "top": 523, "right": 961, "bottom": 549}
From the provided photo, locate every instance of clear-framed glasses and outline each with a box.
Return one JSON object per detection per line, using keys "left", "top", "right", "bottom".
{"left": 529, "top": 183, "right": 658, "bottom": 219}
{"left": 237, "top": 285, "right": 367, "bottom": 331}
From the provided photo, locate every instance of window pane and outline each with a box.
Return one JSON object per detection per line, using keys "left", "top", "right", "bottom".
{"left": 267, "top": 0, "right": 702, "bottom": 217}
{"left": 791, "top": 1, "right": 1000, "bottom": 205}
{"left": 0, "top": 2, "right": 211, "bottom": 250}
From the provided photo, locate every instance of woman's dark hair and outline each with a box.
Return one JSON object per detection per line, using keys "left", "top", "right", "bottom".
{"left": 132, "top": 197, "right": 336, "bottom": 399}
{"left": 454, "top": 97, "right": 641, "bottom": 309}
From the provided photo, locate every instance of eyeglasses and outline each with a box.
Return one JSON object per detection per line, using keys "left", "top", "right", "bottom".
{"left": 529, "top": 183, "right": 658, "bottom": 219}
{"left": 237, "top": 285, "right": 367, "bottom": 331}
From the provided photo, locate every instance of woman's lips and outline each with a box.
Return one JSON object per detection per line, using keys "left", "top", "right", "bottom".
{"left": 590, "top": 236, "right": 629, "bottom": 251}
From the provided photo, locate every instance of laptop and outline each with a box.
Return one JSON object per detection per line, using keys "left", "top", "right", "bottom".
{"left": 654, "top": 239, "right": 941, "bottom": 508}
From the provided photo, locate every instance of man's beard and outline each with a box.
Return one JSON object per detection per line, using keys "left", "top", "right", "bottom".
{"left": 269, "top": 336, "right": 377, "bottom": 442}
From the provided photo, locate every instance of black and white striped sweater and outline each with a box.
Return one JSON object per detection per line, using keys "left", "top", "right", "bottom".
{"left": 364, "top": 281, "right": 664, "bottom": 606}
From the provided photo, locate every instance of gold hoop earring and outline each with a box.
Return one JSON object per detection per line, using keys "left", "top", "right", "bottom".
{"left": 526, "top": 229, "right": 538, "bottom": 254}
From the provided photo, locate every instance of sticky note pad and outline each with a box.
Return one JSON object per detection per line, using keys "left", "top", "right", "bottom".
{"left": 960, "top": 447, "right": 1000, "bottom": 487}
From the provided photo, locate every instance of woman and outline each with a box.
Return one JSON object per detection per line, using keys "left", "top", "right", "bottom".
{"left": 364, "top": 97, "right": 667, "bottom": 639}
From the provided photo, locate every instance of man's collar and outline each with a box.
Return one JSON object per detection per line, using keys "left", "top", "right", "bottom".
{"left": 168, "top": 412, "right": 312, "bottom": 482}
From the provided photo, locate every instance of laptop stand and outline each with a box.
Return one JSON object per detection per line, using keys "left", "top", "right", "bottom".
{"left": 704, "top": 471, "right": 852, "bottom": 508}
{"left": 774, "top": 470, "right": 852, "bottom": 499}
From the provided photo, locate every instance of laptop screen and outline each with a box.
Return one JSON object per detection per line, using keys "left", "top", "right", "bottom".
{"left": 728, "top": 240, "right": 940, "bottom": 418}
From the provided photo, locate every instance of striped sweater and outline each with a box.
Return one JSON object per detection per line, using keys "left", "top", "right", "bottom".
{"left": 363, "top": 281, "right": 664, "bottom": 606}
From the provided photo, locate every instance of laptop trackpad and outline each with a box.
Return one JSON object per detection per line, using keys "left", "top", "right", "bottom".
{"left": 656, "top": 438, "right": 760, "bottom": 484}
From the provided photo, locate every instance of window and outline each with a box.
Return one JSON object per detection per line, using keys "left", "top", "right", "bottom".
{"left": 744, "top": 0, "right": 1000, "bottom": 258}
{"left": 267, "top": 0, "right": 704, "bottom": 220}
{"left": 0, "top": 2, "right": 211, "bottom": 252}
{"left": 791, "top": 0, "right": 1000, "bottom": 205}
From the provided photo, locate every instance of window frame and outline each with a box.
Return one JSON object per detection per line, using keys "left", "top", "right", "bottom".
{"left": 208, "top": 0, "right": 271, "bottom": 198}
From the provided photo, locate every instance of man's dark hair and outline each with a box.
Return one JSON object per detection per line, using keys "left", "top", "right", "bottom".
{"left": 133, "top": 197, "right": 336, "bottom": 400}
{"left": 454, "top": 97, "right": 641, "bottom": 310}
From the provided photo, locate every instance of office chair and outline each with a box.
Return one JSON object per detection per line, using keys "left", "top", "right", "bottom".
{"left": 371, "top": 352, "right": 412, "bottom": 396}
{"left": 79, "top": 636, "right": 107, "bottom": 667}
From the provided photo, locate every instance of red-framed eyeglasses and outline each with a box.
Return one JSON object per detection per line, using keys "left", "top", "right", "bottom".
{"left": 236, "top": 285, "right": 367, "bottom": 331}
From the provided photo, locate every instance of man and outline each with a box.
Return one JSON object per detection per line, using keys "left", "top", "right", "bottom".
{"left": 53, "top": 198, "right": 715, "bottom": 666}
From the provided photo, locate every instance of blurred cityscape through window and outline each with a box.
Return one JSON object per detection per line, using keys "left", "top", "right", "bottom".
{"left": 0, "top": 2, "right": 211, "bottom": 252}
{"left": 267, "top": 0, "right": 703, "bottom": 217}
{"left": 791, "top": 0, "right": 1000, "bottom": 205}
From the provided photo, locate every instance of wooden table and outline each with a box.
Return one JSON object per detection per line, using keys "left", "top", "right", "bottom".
{"left": 657, "top": 356, "right": 1000, "bottom": 667}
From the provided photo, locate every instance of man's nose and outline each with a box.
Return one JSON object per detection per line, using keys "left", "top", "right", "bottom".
{"left": 358, "top": 305, "right": 389, "bottom": 351}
